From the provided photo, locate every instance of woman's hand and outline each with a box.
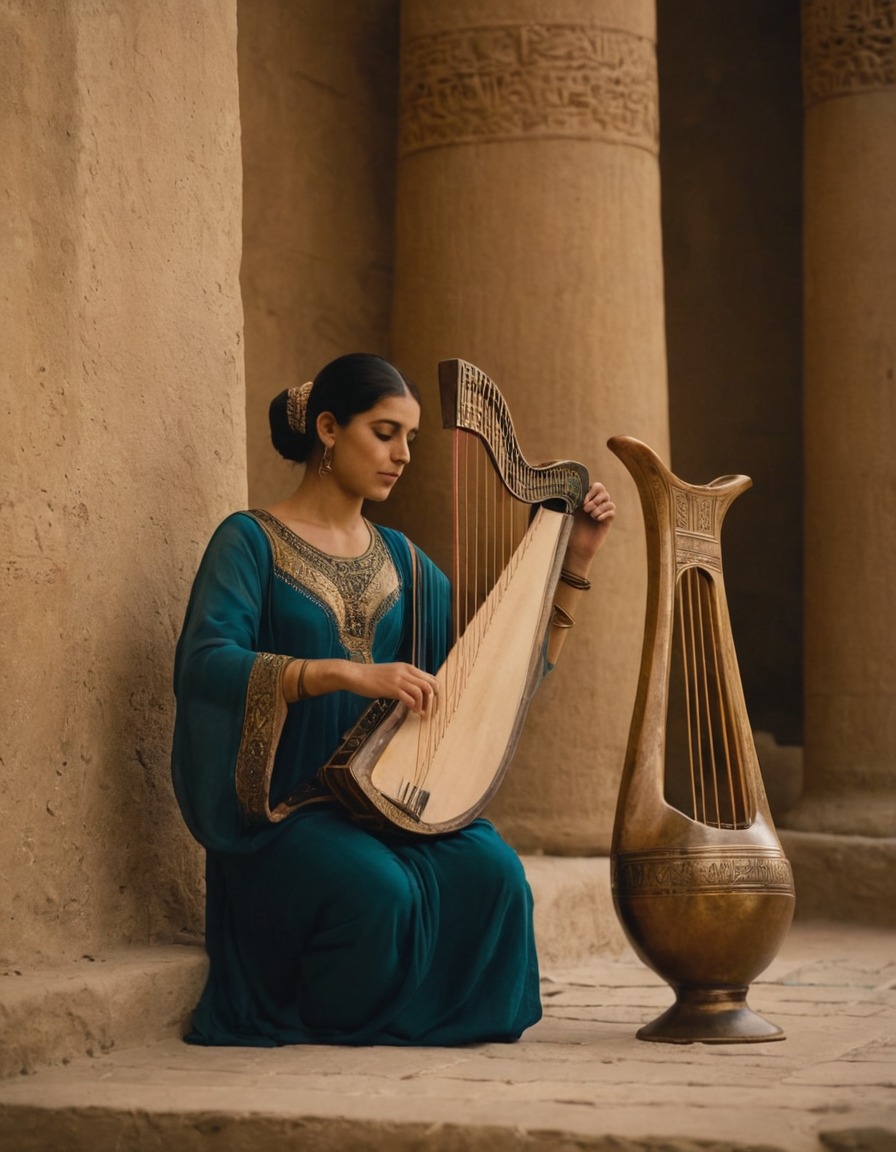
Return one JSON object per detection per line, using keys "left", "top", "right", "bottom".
{"left": 346, "top": 662, "right": 439, "bottom": 715}
{"left": 564, "top": 481, "right": 616, "bottom": 571}
{"left": 295, "top": 659, "right": 438, "bottom": 714}
{"left": 544, "top": 480, "right": 615, "bottom": 665}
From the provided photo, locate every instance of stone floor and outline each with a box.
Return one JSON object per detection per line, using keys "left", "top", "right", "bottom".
{"left": 1, "top": 919, "right": 894, "bottom": 1152}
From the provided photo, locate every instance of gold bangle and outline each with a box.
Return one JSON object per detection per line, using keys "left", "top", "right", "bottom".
{"left": 295, "top": 658, "right": 310, "bottom": 702}
{"left": 551, "top": 604, "right": 575, "bottom": 629}
{"left": 560, "top": 568, "right": 591, "bottom": 591}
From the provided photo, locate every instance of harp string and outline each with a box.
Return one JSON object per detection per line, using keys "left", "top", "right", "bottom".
{"left": 406, "top": 428, "right": 532, "bottom": 797}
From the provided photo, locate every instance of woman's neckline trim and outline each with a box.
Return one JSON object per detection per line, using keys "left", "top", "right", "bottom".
{"left": 248, "top": 508, "right": 377, "bottom": 561}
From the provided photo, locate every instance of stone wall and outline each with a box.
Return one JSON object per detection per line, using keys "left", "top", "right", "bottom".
{"left": 239, "top": 0, "right": 401, "bottom": 508}
{"left": 0, "top": 1, "right": 245, "bottom": 967}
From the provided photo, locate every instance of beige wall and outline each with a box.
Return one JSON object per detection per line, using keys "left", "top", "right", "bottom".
{"left": 0, "top": 1, "right": 245, "bottom": 966}
{"left": 240, "top": 0, "right": 401, "bottom": 508}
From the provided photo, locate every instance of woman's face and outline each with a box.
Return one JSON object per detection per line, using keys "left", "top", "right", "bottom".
{"left": 326, "top": 391, "right": 421, "bottom": 502}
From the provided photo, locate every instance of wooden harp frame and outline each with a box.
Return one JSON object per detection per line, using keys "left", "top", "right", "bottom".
{"left": 319, "top": 359, "right": 589, "bottom": 836}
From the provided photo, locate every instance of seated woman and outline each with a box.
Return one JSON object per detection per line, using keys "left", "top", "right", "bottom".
{"left": 171, "top": 352, "right": 615, "bottom": 1046}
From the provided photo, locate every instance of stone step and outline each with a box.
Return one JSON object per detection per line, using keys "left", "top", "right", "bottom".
{"left": 0, "top": 857, "right": 625, "bottom": 1080}
{"left": 4, "top": 839, "right": 895, "bottom": 1088}
{"left": 1, "top": 921, "right": 894, "bottom": 1152}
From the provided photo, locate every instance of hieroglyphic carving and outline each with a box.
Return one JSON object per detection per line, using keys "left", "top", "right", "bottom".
{"left": 671, "top": 490, "right": 719, "bottom": 537}
{"left": 672, "top": 491, "right": 722, "bottom": 571}
{"left": 399, "top": 23, "right": 658, "bottom": 156}
{"left": 803, "top": 0, "right": 895, "bottom": 107}
{"left": 674, "top": 490, "right": 689, "bottom": 531}
{"left": 695, "top": 496, "right": 713, "bottom": 535}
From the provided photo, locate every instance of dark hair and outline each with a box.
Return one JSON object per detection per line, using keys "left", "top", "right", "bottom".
{"left": 269, "top": 353, "right": 420, "bottom": 464}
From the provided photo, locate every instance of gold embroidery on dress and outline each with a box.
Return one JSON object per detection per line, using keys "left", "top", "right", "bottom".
{"left": 248, "top": 509, "right": 401, "bottom": 662}
{"left": 236, "top": 651, "right": 291, "bottom": 822}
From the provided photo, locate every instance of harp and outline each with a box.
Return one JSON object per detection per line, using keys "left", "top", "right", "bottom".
{"left": 608, "top": 436, "right": 795, "bottom": 1043}
{"left": 320, "top": 359, "right": 589, "bottom": 835}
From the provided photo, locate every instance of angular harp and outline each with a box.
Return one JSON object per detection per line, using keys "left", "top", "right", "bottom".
{"left": 320, "top": 359, "right": 589, "bottom": 835}
{"left": 608, "top": 436, "right": 795, "bottom": 1043}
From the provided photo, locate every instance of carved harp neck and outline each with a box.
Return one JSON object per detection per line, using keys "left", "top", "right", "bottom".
{"left": 439, "top": 359, "right": 589, "bottom": 511}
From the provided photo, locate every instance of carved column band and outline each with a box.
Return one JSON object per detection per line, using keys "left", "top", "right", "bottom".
{"left": 802, "top": 0, "right": 895, "bottom": 105}
{"left": 399, "top": 23, "right": 658, "bottom": 155}
{"left": 791, "top": 0, "right": 896, "bottom": 836}
{"left": 390, "top": 0, "right": 669, "bottom": 854}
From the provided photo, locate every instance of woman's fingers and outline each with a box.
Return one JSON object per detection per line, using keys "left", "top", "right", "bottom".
{"left": 374, "top": 663, "right": 439, "bottom": 713}
{"left": 584, "top": 481, "right": 615, "bottom": 521}
{"left": 406, "top": 669, "right": 439, "bottom": 715}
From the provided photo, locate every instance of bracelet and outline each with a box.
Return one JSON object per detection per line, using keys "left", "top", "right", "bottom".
{"left": 550, "top": 604, "right": 575, "bottom": 629}
{"left": 295, "top": 658, "right": 311, "bottom": 702}
{"left": 560, "top": 568, "right": 591, "bottom": 591}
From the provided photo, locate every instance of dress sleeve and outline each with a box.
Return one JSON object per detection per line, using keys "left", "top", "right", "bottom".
{"left": 171, "top": 513, "right": 291, "bottom": 853}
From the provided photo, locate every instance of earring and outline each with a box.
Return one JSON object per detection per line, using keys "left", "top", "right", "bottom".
{"left": 318, "top": 444, "right": 333, "bottom": 477}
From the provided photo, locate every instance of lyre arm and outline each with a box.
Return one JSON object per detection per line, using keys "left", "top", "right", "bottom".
{"left": 439, "top": 359, "right": 589, "bottom": 511}
{"left": 607, "top": 436, "right": 752, "bottom": 531}
{"left": 607, "top": 434, "right": 760, "bottom": 843}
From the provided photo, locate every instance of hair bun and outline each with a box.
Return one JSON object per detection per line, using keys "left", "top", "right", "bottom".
{"left": 269, "top": 390, "right": 310, "bottom": 463}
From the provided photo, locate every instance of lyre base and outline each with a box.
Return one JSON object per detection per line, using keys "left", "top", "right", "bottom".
{"left": 637, "top": 984, "right": 785, "bottom": 1045}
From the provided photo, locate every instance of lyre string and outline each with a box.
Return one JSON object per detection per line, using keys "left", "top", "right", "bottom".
{"left": 677, "top": 567, "right": 749, "bottom": 830}
{"left": 679, "top": 576, "right": 698, "bottom": 821}
{"left": 694, "top": 572, "right": 720, "bottom": 824}
{"left": 706, "top": 577, "right": 741, "bottom": 824}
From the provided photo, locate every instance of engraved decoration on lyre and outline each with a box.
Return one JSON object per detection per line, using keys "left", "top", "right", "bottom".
{"left": 613, "top": 848, "right": 795, "bottom": 898}
{"left": 670, "top": 486, "right": 722, "bottom": 572}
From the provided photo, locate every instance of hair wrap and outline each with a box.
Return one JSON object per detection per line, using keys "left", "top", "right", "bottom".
{"left": 286, "top": 380, "right": 314, "bottom": 435}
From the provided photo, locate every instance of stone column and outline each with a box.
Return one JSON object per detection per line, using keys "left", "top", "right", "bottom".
{"left": 0, "top": 1, "right": 245, "bottom": 966}
{"left": 786, "top": 0, "right": 896, "bottom": 840}
{"left": 781, "top": 0, "right": 896, "bottom": 924}
{"left": 389, "top": 0, "right": 670, "bottom": 853}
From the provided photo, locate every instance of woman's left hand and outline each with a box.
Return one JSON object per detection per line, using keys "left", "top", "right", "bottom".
{"left": 546, "top": 480, "right": 616, "bottom": 664}
{"left": 565, "top": 481, "right": 616, "bottom": 568}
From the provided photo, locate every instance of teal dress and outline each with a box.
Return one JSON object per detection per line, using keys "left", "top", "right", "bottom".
{"left": 171, "top": 510, "right": 542, "bottom": 1046}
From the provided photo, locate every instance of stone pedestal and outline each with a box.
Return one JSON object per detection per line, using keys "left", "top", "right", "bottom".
{"left": 787, "top": 0, "right": 896, "bottom": 839}
{"left": 389, "top": 0, "right": 670, "bottom": 852}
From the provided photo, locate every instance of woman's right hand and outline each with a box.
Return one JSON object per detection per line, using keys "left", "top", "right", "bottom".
{"left": 346, "top": 662, "right": 439, "bottom": 715}
{"left": 293, "top": 658, "right": 439, "bottom": 715}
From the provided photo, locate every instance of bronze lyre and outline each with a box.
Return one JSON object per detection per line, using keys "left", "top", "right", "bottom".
{"left": 321, "top": 359, "right": 589, "bottom": 835}
{"left": 608, "top": 436, "right": 795, "bottom": 1043}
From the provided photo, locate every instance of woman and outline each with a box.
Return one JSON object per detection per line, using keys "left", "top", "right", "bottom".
{"left": 171, "top": 353, "right": 615, "bottom": 1046}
